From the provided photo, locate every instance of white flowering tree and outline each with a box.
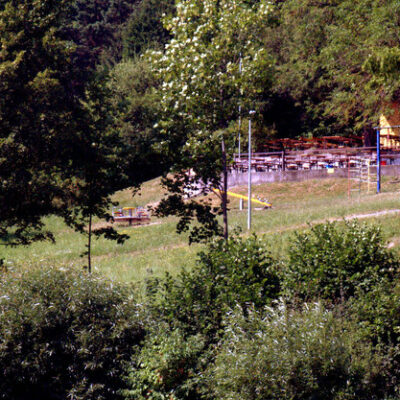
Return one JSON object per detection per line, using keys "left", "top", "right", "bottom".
{"left": 149, "top": 0, "right": 273, "bottom": 241}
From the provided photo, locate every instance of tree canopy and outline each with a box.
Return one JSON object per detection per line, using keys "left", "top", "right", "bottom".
{"left": 4, "top": 0, "right": 400, "bottom": 245}
{"left": 149, "top": 0, "right": 274, "bottom": 240}
{"left": 65, "top": 0, "right": 136, "bottom": 67}
{"left": 0, "top": 0, "right": 128, "bottom": 246}
{"left": 122, "top": 0, "right": 175, "bottom": 58}
{"left": 262, "top": 0, "right": 400, "bottom": 139}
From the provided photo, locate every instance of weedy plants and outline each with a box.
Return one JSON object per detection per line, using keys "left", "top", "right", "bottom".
{"left": 0, "top": 267, "right": 145, "bottom": 400}
{"left": 207, "top": 301, "right": 386, "bottom": 400}
{"left": 122, "top": 326, "right": 206, "bottom": 400}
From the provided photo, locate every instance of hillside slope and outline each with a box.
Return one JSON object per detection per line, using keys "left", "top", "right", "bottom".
{"left": 3, "top": 177, "right": 400, "bottom": 283}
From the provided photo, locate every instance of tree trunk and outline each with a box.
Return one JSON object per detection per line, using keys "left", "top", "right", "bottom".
{"left": 221, "top": 139, "right": 228, "bottom": 240}
{"left": 88, "top": 212, "right": 92, "bottom": 273}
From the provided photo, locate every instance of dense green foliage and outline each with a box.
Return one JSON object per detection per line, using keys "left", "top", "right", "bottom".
{"left": 121, "top": 222, "right": 400, "bottom": 400}
{"left": 208, "top": 303, "right": 382, "bottom": 400}
{"left": 123, "top": 327, "right": 206, "bottom": 400}
{"left": 146, "top": 235, "right": 280, "bottom": 337}
{"left": 0, "top": 0, "right": 131, "bottom": 247}
{"left": 0, "top": 268, "right": 145, "bottom": 400}
{"left": 283, "top": 221, "right": 398, "bottom": 301}
{"left": 2, "top": 222, "right": 400, "bottom": 399}
{"left": 108, "top": 57, "right": 166, "bottom": 184}
{"left": 65, "top": 0, "right": 135, "bottom": 67}
{"left": 122, "top": 0, "right": 175, "bottom": 57}
{"left": 349, "top": 280, "right": 400, "bottom": 347}
{"left": 124, "top": 235, "right": 280, "bottom": 400}
{"left": 0, "top": 0, "right": 84, "bottom": 243}
{"left": 261, "top": 0, "right": 400, "bottom": 139}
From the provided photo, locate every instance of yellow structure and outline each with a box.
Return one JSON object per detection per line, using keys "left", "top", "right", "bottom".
{"left": 213, "top": 189, "right": 272, "bottom": 208}
{"left": 380, "top": 102, "right": 400, "bottom": 148}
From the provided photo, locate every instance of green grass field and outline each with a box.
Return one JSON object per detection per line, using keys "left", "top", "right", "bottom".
{"left": 3, "top": 176, "right": 400, "bottom": 283}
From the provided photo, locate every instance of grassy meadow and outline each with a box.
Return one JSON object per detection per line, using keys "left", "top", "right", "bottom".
{"left": 3, "top": 176, "right": 400, "bottom": 283}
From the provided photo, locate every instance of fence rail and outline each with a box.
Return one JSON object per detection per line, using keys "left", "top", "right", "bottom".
{"left": 232, "top": 147, "right": 400, "bottom": 172}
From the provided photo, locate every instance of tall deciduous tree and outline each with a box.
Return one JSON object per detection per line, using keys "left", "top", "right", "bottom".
{"left": 149, "top": 0, "right": 273, "bottom": 241}
{"left": 0, "top": 0, "right": 129, "bottom": 258}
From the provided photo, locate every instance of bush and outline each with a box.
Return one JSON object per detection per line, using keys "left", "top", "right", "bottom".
{"left": 207, "top": 301, "right": 384, "bottom": 400}
{"left": 348, "top": 280, "right": 400, "bottom": 345}
{"left": 0, "top": 267, "right": 145, "bottom": 400}
{"left": 125, "top": 235, "right": 280, "bottom": 400}
{"left": 345, "top": 281, "right": 400, "bottom": 395}
{"left": 147, "top": 234, "right": 280, "bottom": 337}
{"left": 123, "top": 326, "right": 206, "bottom": 400}
{"left": 283, "top": 220, "right": 398, "bottom": 301}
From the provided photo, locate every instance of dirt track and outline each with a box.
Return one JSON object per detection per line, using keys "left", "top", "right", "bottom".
{"left": 260, "top": 209, "right": 400, "bottom": 236}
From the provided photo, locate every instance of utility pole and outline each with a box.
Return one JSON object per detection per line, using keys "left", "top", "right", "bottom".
{"left": 248, "top": 110, "right": 256, "bottom": 230}
{"left": 238, "top": 54, "right": 243, "bottom": 160}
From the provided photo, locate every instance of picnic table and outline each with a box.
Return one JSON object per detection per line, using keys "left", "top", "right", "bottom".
{"left": 112, "top": 206, "right": 150, "bottom": 225}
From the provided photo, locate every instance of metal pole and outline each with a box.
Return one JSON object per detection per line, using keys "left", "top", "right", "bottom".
{"left": 372, "top": 124, "right": 400, "bottom": 192}
{"left": 377, "top": 128, "right": 381, "bottom": 193}
{"left": 248, "top": 110, "right": 255, "bottom": 230}
{"left": 238, "top": 106, "right": 241, "bottom": 160}
{"left": 347, "top": 157, "right": 350, "bottom": 199}
{"left": 238, "top": 55, "right": 242, "bottom": 160}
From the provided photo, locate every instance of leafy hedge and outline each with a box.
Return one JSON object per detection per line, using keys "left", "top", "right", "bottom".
{"left": 125, "top": 221, "right": 400, "bottom": 400}
{"left": 0, "top": 268, "right": 145, "bottom": 400}
{"left": 123, "top": 326, "right": 206, "bottom": 400}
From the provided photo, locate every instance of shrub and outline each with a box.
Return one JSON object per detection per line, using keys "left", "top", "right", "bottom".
{"left": 207, "top": 301, "right": 384, "bottom": 400}
{"left": 123, "top": 326, "right": 206, "bottom": 400}
{"left": 283, "top": 220, "right": 398, "bottom": 301}
{"left": 348, "top": 281, "right": 400, "bottom": 345}
{"left": 147, "top": 234, "right": 280, "bottom": 337}
{"left": 346, "top": 281, "right": 400, "bottom": 395}
{"left": 125, "top": 235, "right": 280, "bottom": 400}
{"left": 0, "top": 267, "right": 145, "bottom": 400}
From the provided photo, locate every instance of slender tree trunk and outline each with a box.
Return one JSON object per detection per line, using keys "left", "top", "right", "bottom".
{"left": 221, "top": 139, "right": 228, "bottom": 240}
{"left": 88, "top": 212, "right": 92, "bottom": 273}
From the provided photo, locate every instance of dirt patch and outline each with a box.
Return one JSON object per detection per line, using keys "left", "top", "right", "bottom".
{"left": 387, "top": 236, "right": 400, "bottom": 249}
{"left": 89, "top": 221, "right": 113, "bottom": 231}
